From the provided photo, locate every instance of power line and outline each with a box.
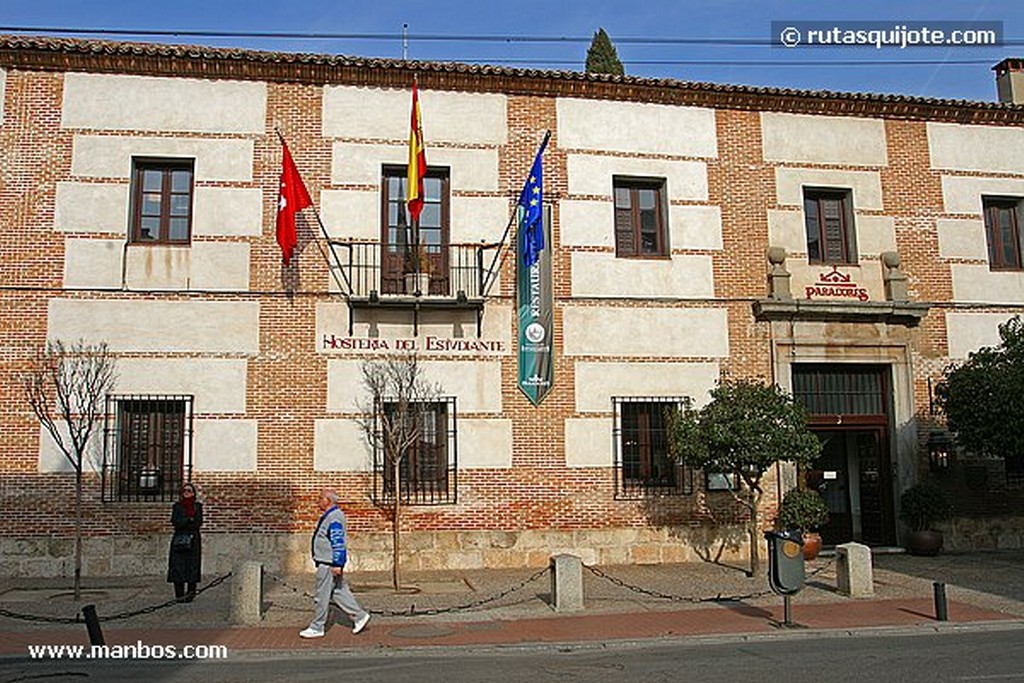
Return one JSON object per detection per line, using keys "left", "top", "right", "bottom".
{"left": 1, "top": 25, "right": 1021, "bottom": 48}
{"left": 458, "top": 58, "right": 995, "bottom": 67}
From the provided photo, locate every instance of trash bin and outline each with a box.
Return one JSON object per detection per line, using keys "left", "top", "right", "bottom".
{"left": 764, "top": 529, "right": 806, "bottom": 595}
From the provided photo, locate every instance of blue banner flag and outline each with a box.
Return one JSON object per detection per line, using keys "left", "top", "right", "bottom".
{"left": 518, "top": 134, "right": 549, "bottom": 269}
{"left": 516, "top": 133, "right": 553, "bottom": 406}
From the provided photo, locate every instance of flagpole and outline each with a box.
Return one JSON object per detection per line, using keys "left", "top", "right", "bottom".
{"left": 481, "top": 130, "right": 551, "bottom": 298}
{"left": 273, "top": 127, "right": 352, "bottom": 297}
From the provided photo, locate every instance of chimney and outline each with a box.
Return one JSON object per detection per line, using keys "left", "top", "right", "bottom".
{"left": 994, "top": 58, "right": 1024, "bottom": 104}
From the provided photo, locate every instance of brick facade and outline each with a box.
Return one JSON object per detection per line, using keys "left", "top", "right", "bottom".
{"left": 1, "top": 37, "right": 1022, "bottom": 578}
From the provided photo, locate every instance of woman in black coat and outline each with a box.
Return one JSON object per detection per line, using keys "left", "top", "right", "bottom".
{"left": 167, "top": 483, "right": 203, "bottom": 602}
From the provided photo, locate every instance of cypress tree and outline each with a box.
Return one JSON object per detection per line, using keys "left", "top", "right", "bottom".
{"left": 585, "top": 28, "right": 625, "bottom": 75}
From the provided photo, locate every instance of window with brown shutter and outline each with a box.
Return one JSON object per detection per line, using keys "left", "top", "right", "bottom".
{"left": 613, "top": 178, "right": 668, "bottom": 258}
{"left": 803, "top": 188, "right": 856, "bottom": 265}
{"left": 983, "top": 197, "right": 1024, "bottom": 270}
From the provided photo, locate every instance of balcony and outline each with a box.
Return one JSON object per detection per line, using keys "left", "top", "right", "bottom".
{"left": 327, "top": 240, "right": 501, "bottom": 335}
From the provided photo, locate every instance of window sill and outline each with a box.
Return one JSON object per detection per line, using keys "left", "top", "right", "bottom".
{"left": 753, "top": 298, "right": 930, "bottom": 327}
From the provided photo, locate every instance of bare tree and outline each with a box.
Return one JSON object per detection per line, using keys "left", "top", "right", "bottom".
{"left": 22, "top": 340, "right": 116, "bottom": 599}
{"left": 356, "top": 353, "right": 442, "bottom": 591}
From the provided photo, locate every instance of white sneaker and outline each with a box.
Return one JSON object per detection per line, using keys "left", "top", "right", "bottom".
{"left": 353, "top": 612, "right": 370, "bottom": 634}
{"left": 299, "top": 627, "right": 324, "bottom": 639}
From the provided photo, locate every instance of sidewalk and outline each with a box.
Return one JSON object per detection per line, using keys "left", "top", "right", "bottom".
{"left": 2, "top": 549, "right": 1023, "bottom": 656}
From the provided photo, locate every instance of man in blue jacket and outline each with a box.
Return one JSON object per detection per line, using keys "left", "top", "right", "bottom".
{"left": 299, "top": 489, "right": 371, "bottom": 638}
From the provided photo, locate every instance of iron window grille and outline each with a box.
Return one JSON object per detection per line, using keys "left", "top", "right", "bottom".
{"left": 130, "top": 158, "right": 195, "bottom": 244}
{"left": 613, "top": 396, "right": 694, "bottom": 498}
{"left": 102, "top": 395, "right": 194, "bottom": 502}
{"left": 372, "top": 396, "right": 457, "bottom": 506}
{"left": 803, "top": 188, "right": 857, "bottom": 265}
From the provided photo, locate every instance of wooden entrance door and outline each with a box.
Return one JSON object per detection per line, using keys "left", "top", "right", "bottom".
{"left": 792, "top": 364, "right": 896, "bottom": 547}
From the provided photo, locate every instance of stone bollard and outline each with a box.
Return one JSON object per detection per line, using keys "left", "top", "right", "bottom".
{"left": 836, "top": 542, "right": 874, "bottom": 598}
{"left": 550, "top": 553, "right": 583, "bottom": 612}
{"left": 230, "top": 561, "right": 264, "bottom": 625}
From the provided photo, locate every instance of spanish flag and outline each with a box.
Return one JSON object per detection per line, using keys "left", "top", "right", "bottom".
{"left": 406, "top": 77, "right": 427, "bottom": 223}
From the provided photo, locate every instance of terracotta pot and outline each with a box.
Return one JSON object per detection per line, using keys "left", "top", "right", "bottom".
{"left": 906, "top": 529, "right": 944, "bottom": 556}
{"left": 802, "top": 531, "right": 822, "bottom": 561}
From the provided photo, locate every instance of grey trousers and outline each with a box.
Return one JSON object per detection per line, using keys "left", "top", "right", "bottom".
{"left": 309, "top": 564, "right": 368, "bottom": 631}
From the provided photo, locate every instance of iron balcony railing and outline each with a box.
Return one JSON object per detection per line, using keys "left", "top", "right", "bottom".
{"left": 327, "top": 240, "right": 501, "bottom": 300}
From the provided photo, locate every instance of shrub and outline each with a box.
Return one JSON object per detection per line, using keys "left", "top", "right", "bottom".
{"left": 899, "top": 482, "right": 952, "bottom": 532}
{"left": 777, "top": 488, "right": 830, "bottom": 531}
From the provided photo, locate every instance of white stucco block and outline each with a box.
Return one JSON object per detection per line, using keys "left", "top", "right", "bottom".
{"left": 71, "top": 135, "right": 254, "bottom": 181}
{"left": 192, "top": 187, "right": 263, "bottom": 237}
{"left": 38, "top": 424, "right": 103, "bottom": 473}
{"left": 672, "top": 205, "right": 723, "bottom": 250}
{"left": 122, "top": 243, "right": 249, "bottom": 292}
{"left": 323, "top": 86, "right": 507, "bottom": 145}
{"left": 54, "top": 182, "right": 127, "bottom": 233}
{"left": 789, "top": 262, "right": 884, "bottom": 302}
{"left": 460, "top": 419, "right": 513, "bottom": 469}
{"left": 188, "top": 242, "right": 250, "bottom": 291}
{"left": 557, "top": 98, "right": 717, "bottom": 158}
{"left": 564, "top": 418, "right": 613, "bottom": 468}
{"left": 767, "top": 209, "right": 807, "bottom": 256}
{"left": 327, "top": 359, "right": 502, "bottom": 414}
{"left": 940, "top": 176, "right": 1024, "bottom": 215}
{"left": 451, "top": 196, "right": 508, "bottom": 243}
{"left": 574, "top": 361, "right": 720, "bottom": 413}
{"left": 331, "top": 143, "right": 500, "bottom": 193}
{"left": 62, "top": 74, "right": 265, "bottom": 134}
{"left": 566, "top": 154, "right": 708, "bottom": 200}
{"left": 64, "top": 239, "right": 123, "bottom": 288}
{"left": 432, "top": 147, "right": 500, "bottom": 192}
{"left": 855, "top": 215, "right": 897, "bottom": 257}
{"left": 951, "top": 265, "right": 1024, "bottom": 304}
{"left": 946, "top": 312, "right": 1017, "bottom": 359}
{"left": 571, "top": 253, "right": 714, "bottom": 299}
{"left": 937, "top": 219, "right": 989, "bottom": 260}
{"left": 333, "top": 142, "right": 403, "bottom": 185}
{"left": 928, "top": 122, "right": 1024, "bottom": 174}
{"left": 563, "top": 307, "right": 729, "bottom": 358}
{"left": 775, "top": 168, "right": 883, "bottom": 210}
{"left": 192, "top": 420, "right": 257, "bottom": 472}
{"left": 560, "top": 200, "right": 613, "bottom": 248}
{"left": 48, "top": 299, "right": 259, "bottom": 353}
{"left": 761, "top": 113, "right": 887, "bottom": 167}
{"left": 114, "top": 358, "right": 248, "bottom": 413}
{"left": 320, "top": 189, "right": 378, "bottom": 240}
{"left": 314, "top": 419, "right": 371, "bottom": 472}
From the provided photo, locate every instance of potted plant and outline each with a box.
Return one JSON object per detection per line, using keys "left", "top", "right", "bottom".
{"left": 404, "top": 243, "right": 432, "bottom": 295}
{"left": 899, "top": 482, "right": 952, "bottom": 556}
{"left": 777, "top": 488, "right": 830, "bottom": 560}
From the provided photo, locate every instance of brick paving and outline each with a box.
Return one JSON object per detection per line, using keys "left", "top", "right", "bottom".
{"left": 2, "top": 550, "right": 1023, "bottom": 656}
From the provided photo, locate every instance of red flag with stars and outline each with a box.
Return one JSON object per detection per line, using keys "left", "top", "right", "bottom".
{"left": 276, "top": 139, "right": 312, "bottom": 266}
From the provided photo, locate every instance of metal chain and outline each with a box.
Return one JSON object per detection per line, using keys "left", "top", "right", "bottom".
{"left": 584, "top": 557, "right": 836, "bottom": 604}
{"left": 101, "top": 572, "right": 232, "bottom": 622}
{"left": 0, "top": 572, "right": 232, "bottom": 625}
{"left": 266, "top": 566, "right": 551, "bottom": 618}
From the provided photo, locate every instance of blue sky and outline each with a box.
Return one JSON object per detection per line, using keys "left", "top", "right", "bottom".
{"left": 1, "top": 0, "right": 1021, "bottom": 101}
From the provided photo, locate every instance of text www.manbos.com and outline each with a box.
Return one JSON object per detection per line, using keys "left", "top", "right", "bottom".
{"left": 28, "top": 641, "right": 228, "bottom": 660}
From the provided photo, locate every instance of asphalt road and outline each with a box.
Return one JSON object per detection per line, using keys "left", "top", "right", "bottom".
{"left": 3, "top": 625, "right": 1024, "bottom": 683}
